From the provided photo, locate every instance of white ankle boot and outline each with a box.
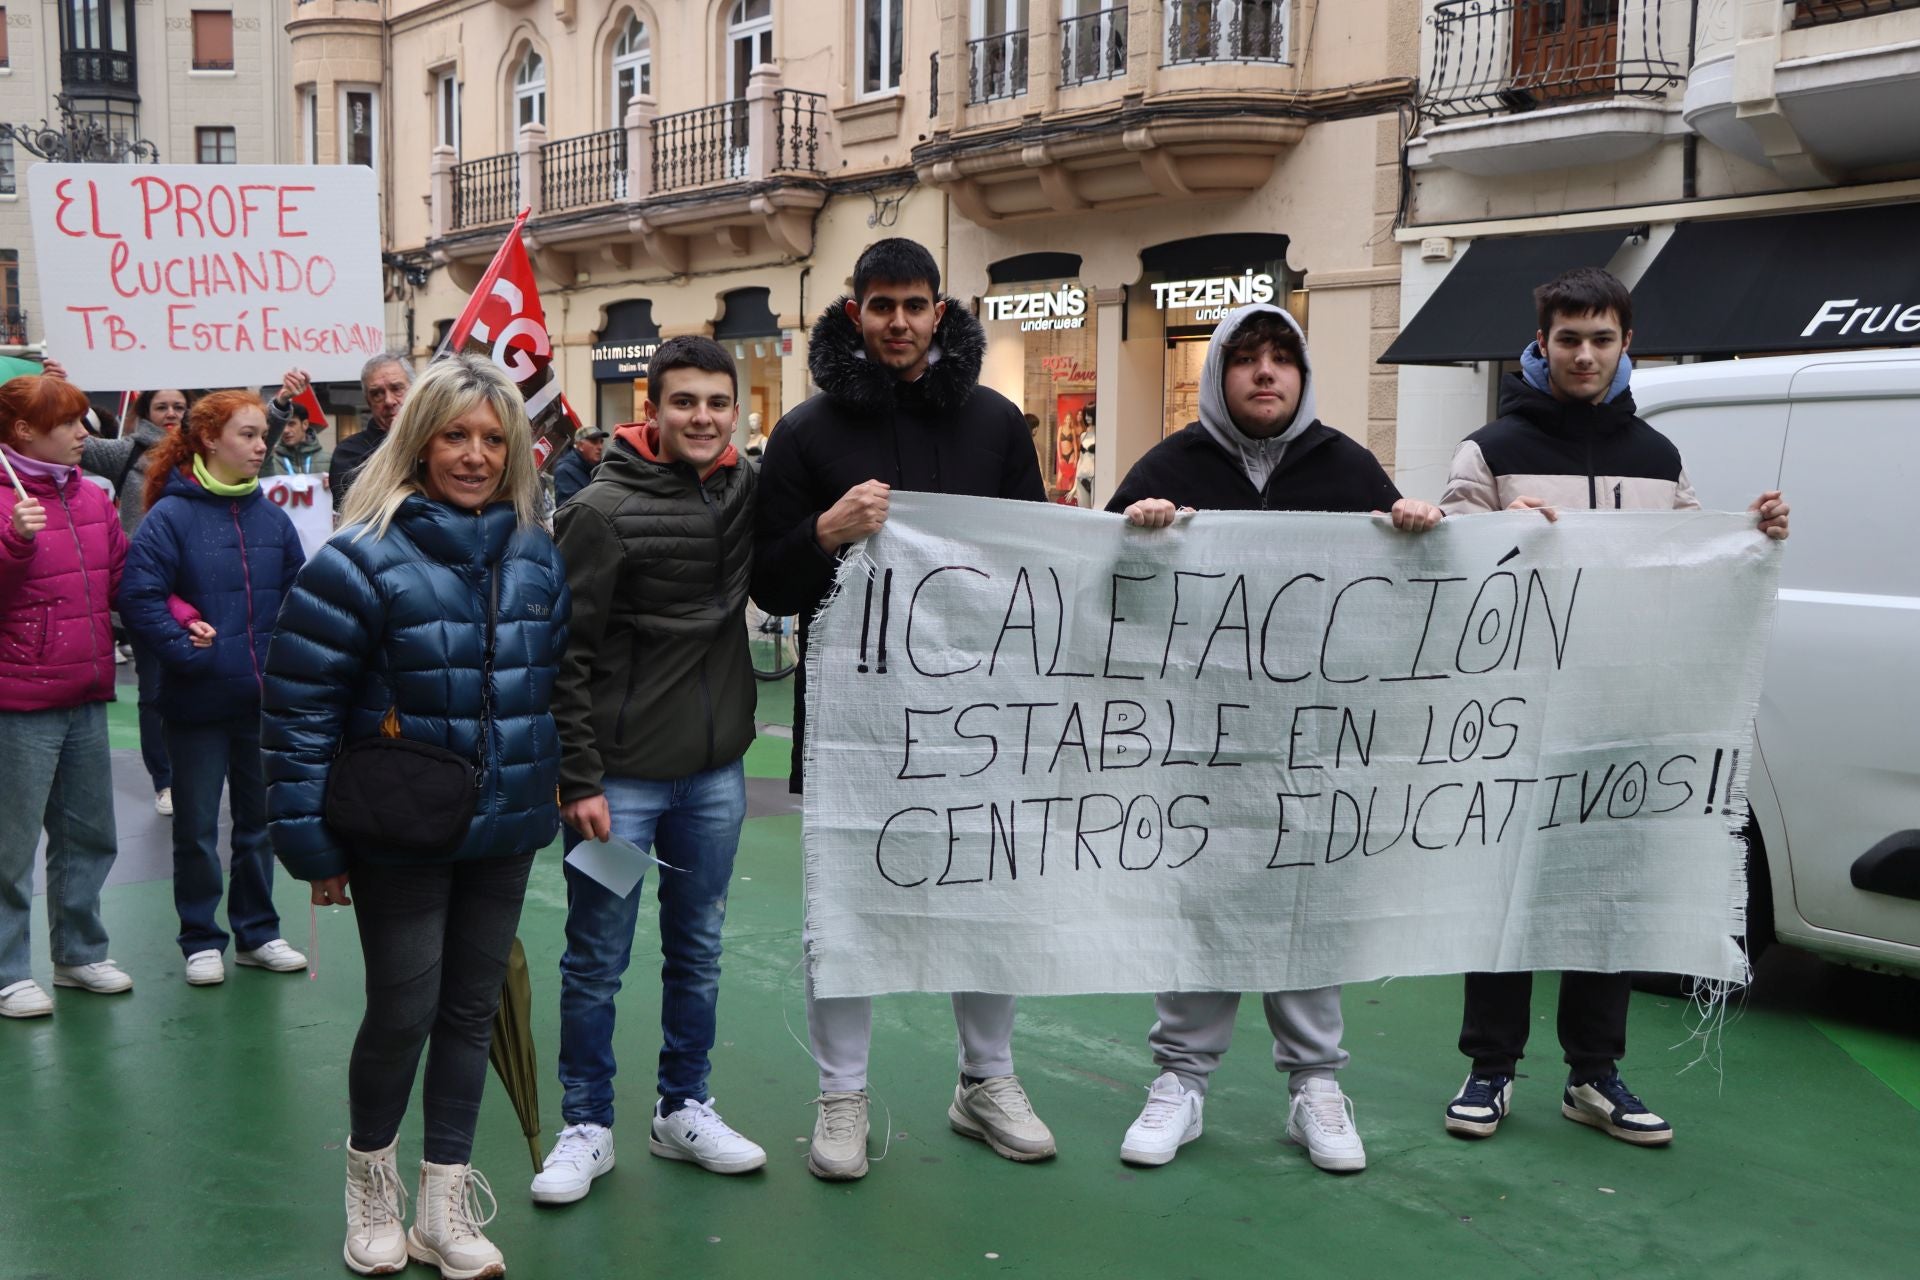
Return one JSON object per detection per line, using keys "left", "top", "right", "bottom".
{"left": 343, "top": 1140, "right": 408, "bottom": 1276}
{"left": 407, "top": 1160, "right": 504, "bottom": 1279}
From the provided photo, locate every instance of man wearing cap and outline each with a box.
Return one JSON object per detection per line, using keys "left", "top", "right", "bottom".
{"left": 554, "top": 427, "right": 608, "bottom": 507}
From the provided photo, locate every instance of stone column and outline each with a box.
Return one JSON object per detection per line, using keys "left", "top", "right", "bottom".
{"left": 429, "top": 144, "right": 455, "bottom": 238}
{"left": 747, "top": 64, "right": 780, "bottom": 179}
{"left": 625, "top": 93, "right": 657, "bottom": 201}
{"left": 516, "top": 121, "right": 548, "bottom": 217}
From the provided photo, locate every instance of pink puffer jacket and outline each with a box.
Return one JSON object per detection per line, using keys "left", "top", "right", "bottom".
{"left": 0, "top": 455, "right": 127, "bottom": 712}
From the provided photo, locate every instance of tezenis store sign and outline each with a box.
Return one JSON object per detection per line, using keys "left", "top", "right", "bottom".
{"left": 1151, "top": 272, "right": 1277, "bottom": 322}
{"left": 982, "top": 285, "right": 1088, "bottom": 331}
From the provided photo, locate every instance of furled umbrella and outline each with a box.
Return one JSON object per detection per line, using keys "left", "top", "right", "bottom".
{"left": 488, "top": 935, "right": 545, "bottom": 1174}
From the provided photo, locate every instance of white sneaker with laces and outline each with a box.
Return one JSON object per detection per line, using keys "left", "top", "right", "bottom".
{"left": 184, "top": 949, "right": 225, "bottom": 986}
{"left": 343, "top": 1139, "right": 409, "bottom": 1275}
{"left": 1, "top": 979, "right": 54, "bottom": 1019}
{"left": 808, "top": 1091, "right": 870, "bottom": 1181}
{"left": 155, "top": 788, "right": 173, "bottom": 816}
{"left": 407, "top": 1161, "right": 503, "bottom": 1280}
{"left": 1286, "top": 1077, "right": 1367, "bottom": 1173}
{"left": 52, "top": 960, "right": 134, "bottom": 994}
{"left": 529, "top": 1123, "right": 615, "bottom": 1204}
{"left": 649, "top": 1098, "right": 767, "bottom": 1174}
{"left": 236, "top": 939, "right": 307, "bottom": 972}
{"left": 1120, "top": 1071, "right": 1204, "bottom": 1167}
{"left": 949, "top": 1074, "right": 1057, "bottom": 1161}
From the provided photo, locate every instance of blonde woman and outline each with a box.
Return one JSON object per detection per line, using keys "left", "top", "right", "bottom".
{"left": 261, "top": 355, "right": 570, "bottom": 1279}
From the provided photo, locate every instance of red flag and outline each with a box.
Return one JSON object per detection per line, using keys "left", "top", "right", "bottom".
{"left": 291, "top": 383, "right": 329, "bottom": 433}
{"left": 440, "top": 209, "right": 582, "bottom": 475}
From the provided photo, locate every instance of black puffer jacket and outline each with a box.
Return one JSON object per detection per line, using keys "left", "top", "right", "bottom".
{"left": 752, "top": 296, "right": 1046, "bottom": 789}
{"left": 553, "top": 423, "right": 756, "bottom": 797}
{"left": 1110, "top": 422, "right": 1401, "bottom": 515}
{"left": 329, "top": 423, "right": 389, "bottom": 517}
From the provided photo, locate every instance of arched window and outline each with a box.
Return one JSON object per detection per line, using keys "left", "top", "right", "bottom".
{"left": 727, "top": 0, "right": 774, "bottom": 101}
{"left": 611, "top": 13, "right": 652, "bottom": 128}
{"left": 514, "top": 47, "right": 547, "bottom": 130}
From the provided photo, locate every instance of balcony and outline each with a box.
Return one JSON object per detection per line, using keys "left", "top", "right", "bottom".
{"left": 0, "top": 308, "right": 28, "bottom": 346}
{"left": 1410, "top": 0, "right": 1688, "bottom": 176}
{"left": 1684, "top": 0, "right": 1920, "bottom": 182}
{"left": 1060, "top": 7, "right": 1129, "bottom": 87}
{"left": 1164, "top": 0, "right": 1288, "bottom": 66}
{"left": 969, "top": 31, "right": 1029, "bottom": 103}
{"left": 429, "top": 68, "right": 829, "bottom": 285}
{"left": 61, "top": 49, "right": 139, "bottom": 99}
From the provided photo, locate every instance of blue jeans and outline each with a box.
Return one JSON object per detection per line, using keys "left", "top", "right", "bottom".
{"left": 557, "top": 761, "right": 745, "bottom": 1127}
{"left": 0, "top": 704, "right": 117, "bottom": 986}
{"left": 131, "top": 635, "right": 171, "bottom": 792}
{"left": 166, "top": 717, "right": 279, "bottom": 957}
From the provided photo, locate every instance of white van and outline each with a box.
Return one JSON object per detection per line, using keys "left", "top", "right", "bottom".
{"left": 1631, "top": 349, "right": 1920, "bottom": 979}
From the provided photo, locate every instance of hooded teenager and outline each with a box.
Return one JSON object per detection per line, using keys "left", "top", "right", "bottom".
{"left": 752, "top": 237, "right": 1050, "bottom": 1183}
{"left": 1107, "top": 303, "right": 1444, "bottom": 1176}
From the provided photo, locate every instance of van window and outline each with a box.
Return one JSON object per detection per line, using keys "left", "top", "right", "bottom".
{"left": 1780, "top": 363, "right": 1920, "bottom": 597}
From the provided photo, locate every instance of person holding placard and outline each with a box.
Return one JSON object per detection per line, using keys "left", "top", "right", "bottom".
{"left": 0, "top": 374, "right": 132, "bottom": 1019}
{"left": 119, "top": 390, "right": 309, "bottom": 988}
{"left": 262, "top": 354, "right": 569, "bottom": 1279}
{"left": 1435, "top": 266, "right": 1789, "bottom": 1149}
{"left": 753, "top": 237, "right": 1051, "bottom": 1181}
{"left": 1107, "top": 304, "right": 1445, "bottom": 1175}
{"left": 535, "top": 337, "right": 765, "bottom": 1207}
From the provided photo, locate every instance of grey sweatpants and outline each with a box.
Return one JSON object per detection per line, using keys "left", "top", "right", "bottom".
{"left": 1149, "top": 986, "right": 1349, "bottom": 1095}
{"left": 806, "top": 966, "right": 1016, "bottom": 1093}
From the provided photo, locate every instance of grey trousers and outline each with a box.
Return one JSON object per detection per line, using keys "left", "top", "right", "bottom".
{"left": 806, "top": 966, "right": 1017, "bottom": 1092}
{"left": 1149, "top": 986, "right": 1350, "bottom": 1095}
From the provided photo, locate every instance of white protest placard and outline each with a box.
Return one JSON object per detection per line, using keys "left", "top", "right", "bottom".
{"left": 26, "top": 164, "right": 385, "bottom": 388}
{"left": 260, "top": 475, "right": 333, "bottom": 558}
{"left": 802, "top": 495, "right": 1783, "bottom": 999}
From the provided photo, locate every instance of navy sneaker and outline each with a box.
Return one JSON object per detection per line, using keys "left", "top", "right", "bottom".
{"left": 1444, "top": 1073, "right": 1513, "bottom": 1138}
{"left": 1562, "top": 1071, "right": 1673, "bottom": 1146}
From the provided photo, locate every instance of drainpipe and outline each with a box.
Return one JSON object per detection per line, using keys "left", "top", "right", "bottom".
{"left": 1683, "top": 0, "right": 1700, "bottom": 201}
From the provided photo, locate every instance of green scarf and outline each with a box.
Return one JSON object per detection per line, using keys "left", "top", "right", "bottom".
{"left": 193, "top": 454, "right": 259, "bottom": 497}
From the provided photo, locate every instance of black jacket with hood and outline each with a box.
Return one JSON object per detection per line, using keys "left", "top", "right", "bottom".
{"left": 553, "top": 423, "right": 756, "bottom": 797}
{"left": 752, "top": 295, "right": 1046, "bottom": 790}
{"left": 1109, "top": 304, "right": 1401, "bottom": 516}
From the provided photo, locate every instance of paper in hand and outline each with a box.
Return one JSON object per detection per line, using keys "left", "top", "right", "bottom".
{"left": 564, "top": 836, "right": 683, "bottom": 900}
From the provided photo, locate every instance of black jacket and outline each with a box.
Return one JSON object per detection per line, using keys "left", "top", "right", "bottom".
{"left": 553, "top": 426, "right": 756, "bottom": 797}
{"left": 1109, "top": 421, "right": 1401, "bottom": 515}
{"left": 551, "top": 446, "right": 596, "bottom": 508}
{"left": 752, "top": 296, "right": 1046, "bottom": 789}
{"left": 328, "top": 423, "right": 389, "bottom": 516}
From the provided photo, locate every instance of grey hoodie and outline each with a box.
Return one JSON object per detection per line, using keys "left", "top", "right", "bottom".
{"left": 1196, "top": 303, "right": 1318, "bottom": 493}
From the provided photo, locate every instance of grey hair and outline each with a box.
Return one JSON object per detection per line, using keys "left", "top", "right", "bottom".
{"left": 360, "top": 352, "right": 415, "bottom": 391}
{"left": 339, "top": 354, "right": 543, "bottom": 541}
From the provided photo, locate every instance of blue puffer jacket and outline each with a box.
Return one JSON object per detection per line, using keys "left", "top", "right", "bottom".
{"left": 261, "top": 497, "right": 571, "bottom": 882}
{"left": 119, "top": 467, "right": 305, "bottom": 724}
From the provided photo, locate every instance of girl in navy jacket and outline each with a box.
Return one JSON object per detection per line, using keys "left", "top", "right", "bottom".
{"left": 120, "top": 390, "right": 308, "bottom": 987}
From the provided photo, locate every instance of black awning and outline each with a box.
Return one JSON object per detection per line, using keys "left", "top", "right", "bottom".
{"left": 1629, "top": 203, "right": 1920, "bottom": 357}
{"left": 1378, "top": 229, "right": 1627, "bottom": 365}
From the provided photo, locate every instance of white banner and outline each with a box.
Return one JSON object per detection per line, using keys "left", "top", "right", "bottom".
{"left": 802, "top": 494, "right": 1782, "bottom": 998}
{"left": 260, "top": 475, "right": 333, "bottom": 558}
{"left": 27, "top": 164, "right": 385, "bottom": 388}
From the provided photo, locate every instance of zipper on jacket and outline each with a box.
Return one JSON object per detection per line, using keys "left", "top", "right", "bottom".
{"left": 232, "top": 503, "right": 264, "bottom": 692}
{"left": 613, "top": 629, "right": 645, "bottom": 749}
{"left": 480, "top": 567, "right": 499, "bottom": 789}
{"left": 54, "top": 486, "right": 107, "bottom": 699}
{"left": 1613, "top": 481, "right": 1623, "bottom": 510}
{"left": 700, "top": 665, "right": 717, "bottom": 770}
{"left": 1585, "top": 434, "right": 1598, "bottom": 510}
{"left": 697, "top": 475, "right": 726, "bottom": 766}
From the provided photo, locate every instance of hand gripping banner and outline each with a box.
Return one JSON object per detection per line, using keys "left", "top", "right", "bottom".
{"left": 801, "top": 494, "right": 1782, "bottom": 999}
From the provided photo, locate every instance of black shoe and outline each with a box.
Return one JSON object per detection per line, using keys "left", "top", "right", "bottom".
{"left": 1444, "top": 1072, "right": 1513, "bottom": 1138}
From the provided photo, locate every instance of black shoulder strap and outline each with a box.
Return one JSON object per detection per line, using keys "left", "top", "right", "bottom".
{"left": 117, "top": 435, "right": 152, "bottom": 491}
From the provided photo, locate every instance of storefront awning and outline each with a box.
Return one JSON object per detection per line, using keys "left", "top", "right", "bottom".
{"left": 1378, "top": 229, "right": 1628, "bottom": 365}
{"left": 1628, "top": 204, "right": 1920, "bottom": 357}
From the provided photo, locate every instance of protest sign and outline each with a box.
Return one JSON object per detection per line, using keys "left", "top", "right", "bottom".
{"left": 26, "top": 164, "right": 385, "bottom": 388}
{"left": 802, "top": 495, "right": 1782, "bottom": 999}
{"left": 260, "top": 475, "right": 332, "bottom": 559}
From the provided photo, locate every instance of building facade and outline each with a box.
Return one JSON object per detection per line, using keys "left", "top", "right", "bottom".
{"left": 0, "top": 1, "right": 296, "bottom": 349}
{"left": 1386, "top": 0, "right": 1920, "bottom": 501}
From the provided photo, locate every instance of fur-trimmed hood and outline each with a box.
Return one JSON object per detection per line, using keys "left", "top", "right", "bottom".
{"left": 806, "top": 295, "right": 988, "bottom": 418}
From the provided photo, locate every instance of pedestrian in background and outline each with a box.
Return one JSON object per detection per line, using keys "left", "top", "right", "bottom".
{"left": 262, "top": 354, "right": 570, "bottom": 1279}
{"left": 550, "top": 425, "right": 605, "bottom": 507}
{"left": 0, "top": 374, "right": 131, "bottom": 1019}
{"left": 266, "top": 399, "right": 330, "bottom": 478}
{"left": 328, "top": 354, "right": 414, "bottom": 518}
{"left": 120, "top": 390, "right": 310, "bottom": 988}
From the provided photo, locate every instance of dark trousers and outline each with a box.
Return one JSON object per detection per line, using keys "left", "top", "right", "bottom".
{"left": 1458, "top": 970, "right": 1632, "bottom": 1081}
{"left": 131, "top": 637, "right": 171, "bottom": 793}
{"left": 347, "top": 853, "right": 533, "bottom": 1166}
{"left": 167, "top": 717, "right": 279, "bottom": 957}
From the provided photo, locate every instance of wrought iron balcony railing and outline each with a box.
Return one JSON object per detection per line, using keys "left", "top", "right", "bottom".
{"left": 452, "top": 151, "right": 519, "bottom": 230}
{"left": 773, "top": 89, "right": 826, "bottom": 174}
{"left": 1061, "top": 6, "right": 1129, "bottom": 86}
{"left": 654, "top": 100, "right": 749, "bottom": 193}
{"left": 1165, "top": 0, "right": 1289, "bottom": 66}
{"left": 1424, "top": 0, "right": 1684, "bottom": 121}
{"left": 61, "top": 49, "right": 139, "bottom": 97}
{"left": 1791, "top": 0, "right": 1920, "bottom": 24}
{"left": 0, "top": 308, "right": 28, "bottom": 346}
{"left": 968, "top": 30, "right": 1029, "bottom": 103}
{"left": 541, "top": 128, "right": 627, "bottom": 211}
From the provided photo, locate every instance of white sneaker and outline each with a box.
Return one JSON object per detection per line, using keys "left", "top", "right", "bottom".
{"left": 184, "top": 949, "right": 225, "bottom": 986}
{"left": 0, "top": 979, "right": 54, "bottom": 1019}
{"left": 530, "top": 1123, "right": 615, "bottom": 1205}
{"left": 236, "top": 939, "right": 307, "bottom": 972}
{"left": 155, "top": 788, "right": 173, "bottom": 816}
{"left": 949, "top": 1074, "right": 1057, "bottom": 1161}
{"left": 52, "top": 960, "right": 134, "bottom": 994}
{"left": 649, "top": 1098, "right": 767, "bottom": 1175}
{"left": 1120, "top": 1071, "right": 1204, "bottom": 1167}
{"left": 1286, "top": 1078, "right": 1367, "bottom": 1173}
{"left": 808, "top": 1091, "right": 870, "bottom": 1181}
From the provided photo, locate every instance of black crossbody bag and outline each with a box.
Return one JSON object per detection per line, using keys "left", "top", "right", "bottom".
{"left": 323, "top": 570, "right": 499, "bottom": 859}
